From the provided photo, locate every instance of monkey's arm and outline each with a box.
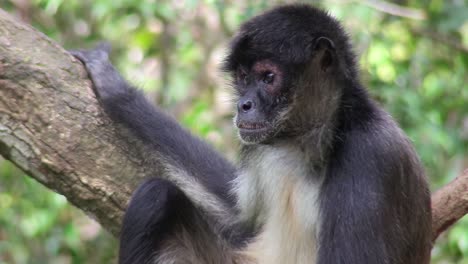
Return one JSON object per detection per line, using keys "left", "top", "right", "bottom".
{"left": 318, "top": 128, "right": 431, "bottom": 264}
{"left": 70, "top": 46, "right": 236, "bottom": 206}
{"left": 71, "top": 46, "right": 243, "bottom": 264}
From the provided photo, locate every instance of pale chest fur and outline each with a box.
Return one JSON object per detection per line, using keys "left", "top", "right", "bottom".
{"left": 235, "top": 145, "right": 323, "bottom": 264}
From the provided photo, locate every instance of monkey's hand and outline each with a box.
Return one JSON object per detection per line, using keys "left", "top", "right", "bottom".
{"left": 70, "top": 43, "right": 129, "bottom": 100}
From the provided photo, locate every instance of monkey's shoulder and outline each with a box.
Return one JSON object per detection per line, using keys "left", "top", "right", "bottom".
{"left": 331, "top": 110, "right": 424, "bottom": 184}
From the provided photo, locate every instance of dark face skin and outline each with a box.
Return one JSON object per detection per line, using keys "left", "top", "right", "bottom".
{"left": 233, "top": 59, "right": 290, "bottom": 144}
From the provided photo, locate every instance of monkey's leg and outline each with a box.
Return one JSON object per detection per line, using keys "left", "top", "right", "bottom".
{"left": 118, "top": 178, "right": 190, "bottom": 264}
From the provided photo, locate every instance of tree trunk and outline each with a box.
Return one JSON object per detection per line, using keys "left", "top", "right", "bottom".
{"left": 0, "top": 8, "right": 466, "bottom": 241}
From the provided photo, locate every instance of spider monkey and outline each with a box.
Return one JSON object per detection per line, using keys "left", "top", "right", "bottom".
{"left": 71, "top": 4, "right": 432, "bottom": 264}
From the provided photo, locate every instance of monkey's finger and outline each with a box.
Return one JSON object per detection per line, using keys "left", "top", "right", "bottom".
{"left": 69, "top": 50, "right": 89, "bottom": 64}
{"left": 69, "top": 49, "right": 109, "bottom": 64}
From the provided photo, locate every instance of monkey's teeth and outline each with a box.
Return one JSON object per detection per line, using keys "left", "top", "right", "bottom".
{"left": 239, "top": 123, "right": 266, "bottom": 130}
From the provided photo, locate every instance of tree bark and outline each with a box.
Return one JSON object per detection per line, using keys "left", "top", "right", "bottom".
{"left": 431, "top": 169, "right": 468, "bottom": 241}
{"left": 0, "top": 9, "right": 162, "bottom": 236}
{"left": 0, "top": 9, "right": 466, "bottom": 242}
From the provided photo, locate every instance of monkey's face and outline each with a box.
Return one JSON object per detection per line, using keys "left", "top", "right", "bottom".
{"left": 232, "top": 60, "right": 291, "bottom": 144}
{"left": 224, "top": 5, "right": 346, "bottom": 144}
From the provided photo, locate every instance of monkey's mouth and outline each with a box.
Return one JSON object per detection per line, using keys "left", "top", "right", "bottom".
{"left": 237, "top": 122, "right": 268, "bottom": 130}
{"left": 236, "top": 121, "right": 273, "bottom": 144}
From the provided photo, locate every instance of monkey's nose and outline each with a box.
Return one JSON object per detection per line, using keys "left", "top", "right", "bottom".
{"left": 242, "top": 100, "right": 253, "bottom": 111}
{"left": 237, "top": 99, "right": 254, "bottom": 113}
{"left": 238, "top": 99, "right": 255, "bottom": 113}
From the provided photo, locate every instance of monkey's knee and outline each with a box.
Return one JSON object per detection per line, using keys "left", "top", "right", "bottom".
{"left": 125, "top": 178, "right": 183, "bottom": 222}
{"left": 119, "top": 178, "right": 187, "bottom": 264}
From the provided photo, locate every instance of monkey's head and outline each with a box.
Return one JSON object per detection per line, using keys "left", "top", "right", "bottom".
{"left": 223, "top": 4, "right": 357, "bottom": 145}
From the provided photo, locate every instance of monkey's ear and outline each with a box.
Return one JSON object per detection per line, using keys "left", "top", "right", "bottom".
{"left": 313, "top": 37, "right": 336, "bottom": 72}
{"left": 313, "top": 37, "right": 335, "bottom": 50}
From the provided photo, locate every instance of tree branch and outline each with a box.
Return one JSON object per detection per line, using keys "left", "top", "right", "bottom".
{"left": 0, "top": 9, "right": 164, "bottom": 236}
{"left": 359, "top": 0, "right": 427, "bottom": 20}
{"left": 0, "top": 8, "right": 467, "bottom": 242}
{"left": 432, "top": 169, "right": 468, "bottom": 241}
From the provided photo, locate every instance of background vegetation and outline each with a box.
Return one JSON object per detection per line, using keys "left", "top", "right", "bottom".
{"left": 0, "top": 0, "right": 466, "bottom": 263}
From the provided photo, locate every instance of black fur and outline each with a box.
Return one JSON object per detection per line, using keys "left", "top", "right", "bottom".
{"left": 223, "top": 5, "right": 357, "bottom": 79}
{"left": 70, "top": 47, "right": 242, "bottom": 263}
{"left": 72, "top": 4, "right": 431, "bottom": 264}
{"left": 229, "top": 5, "right": 431, "bottom": 264}
{"left": 226, "top": 4, "right": 431, "bottom": 264}
{"left": 319, "top": 88, "right": 431, "bottom": 263}
{"left": 71, "top": 46, "right": 236, "bottom": 208}
{"left": 118, "top": 178, "right": 189, "bottom": 263}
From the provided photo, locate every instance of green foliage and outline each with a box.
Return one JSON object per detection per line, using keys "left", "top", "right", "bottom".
{"left": 0, "top": 0, "right": 466, "bottom": 263}
{"left": 0, "top": 160, "right": 116, "bottom": 263}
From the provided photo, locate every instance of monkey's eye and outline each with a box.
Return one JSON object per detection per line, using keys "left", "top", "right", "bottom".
{"left": 262, "top": 72, "right": 275, "bottom": 84}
